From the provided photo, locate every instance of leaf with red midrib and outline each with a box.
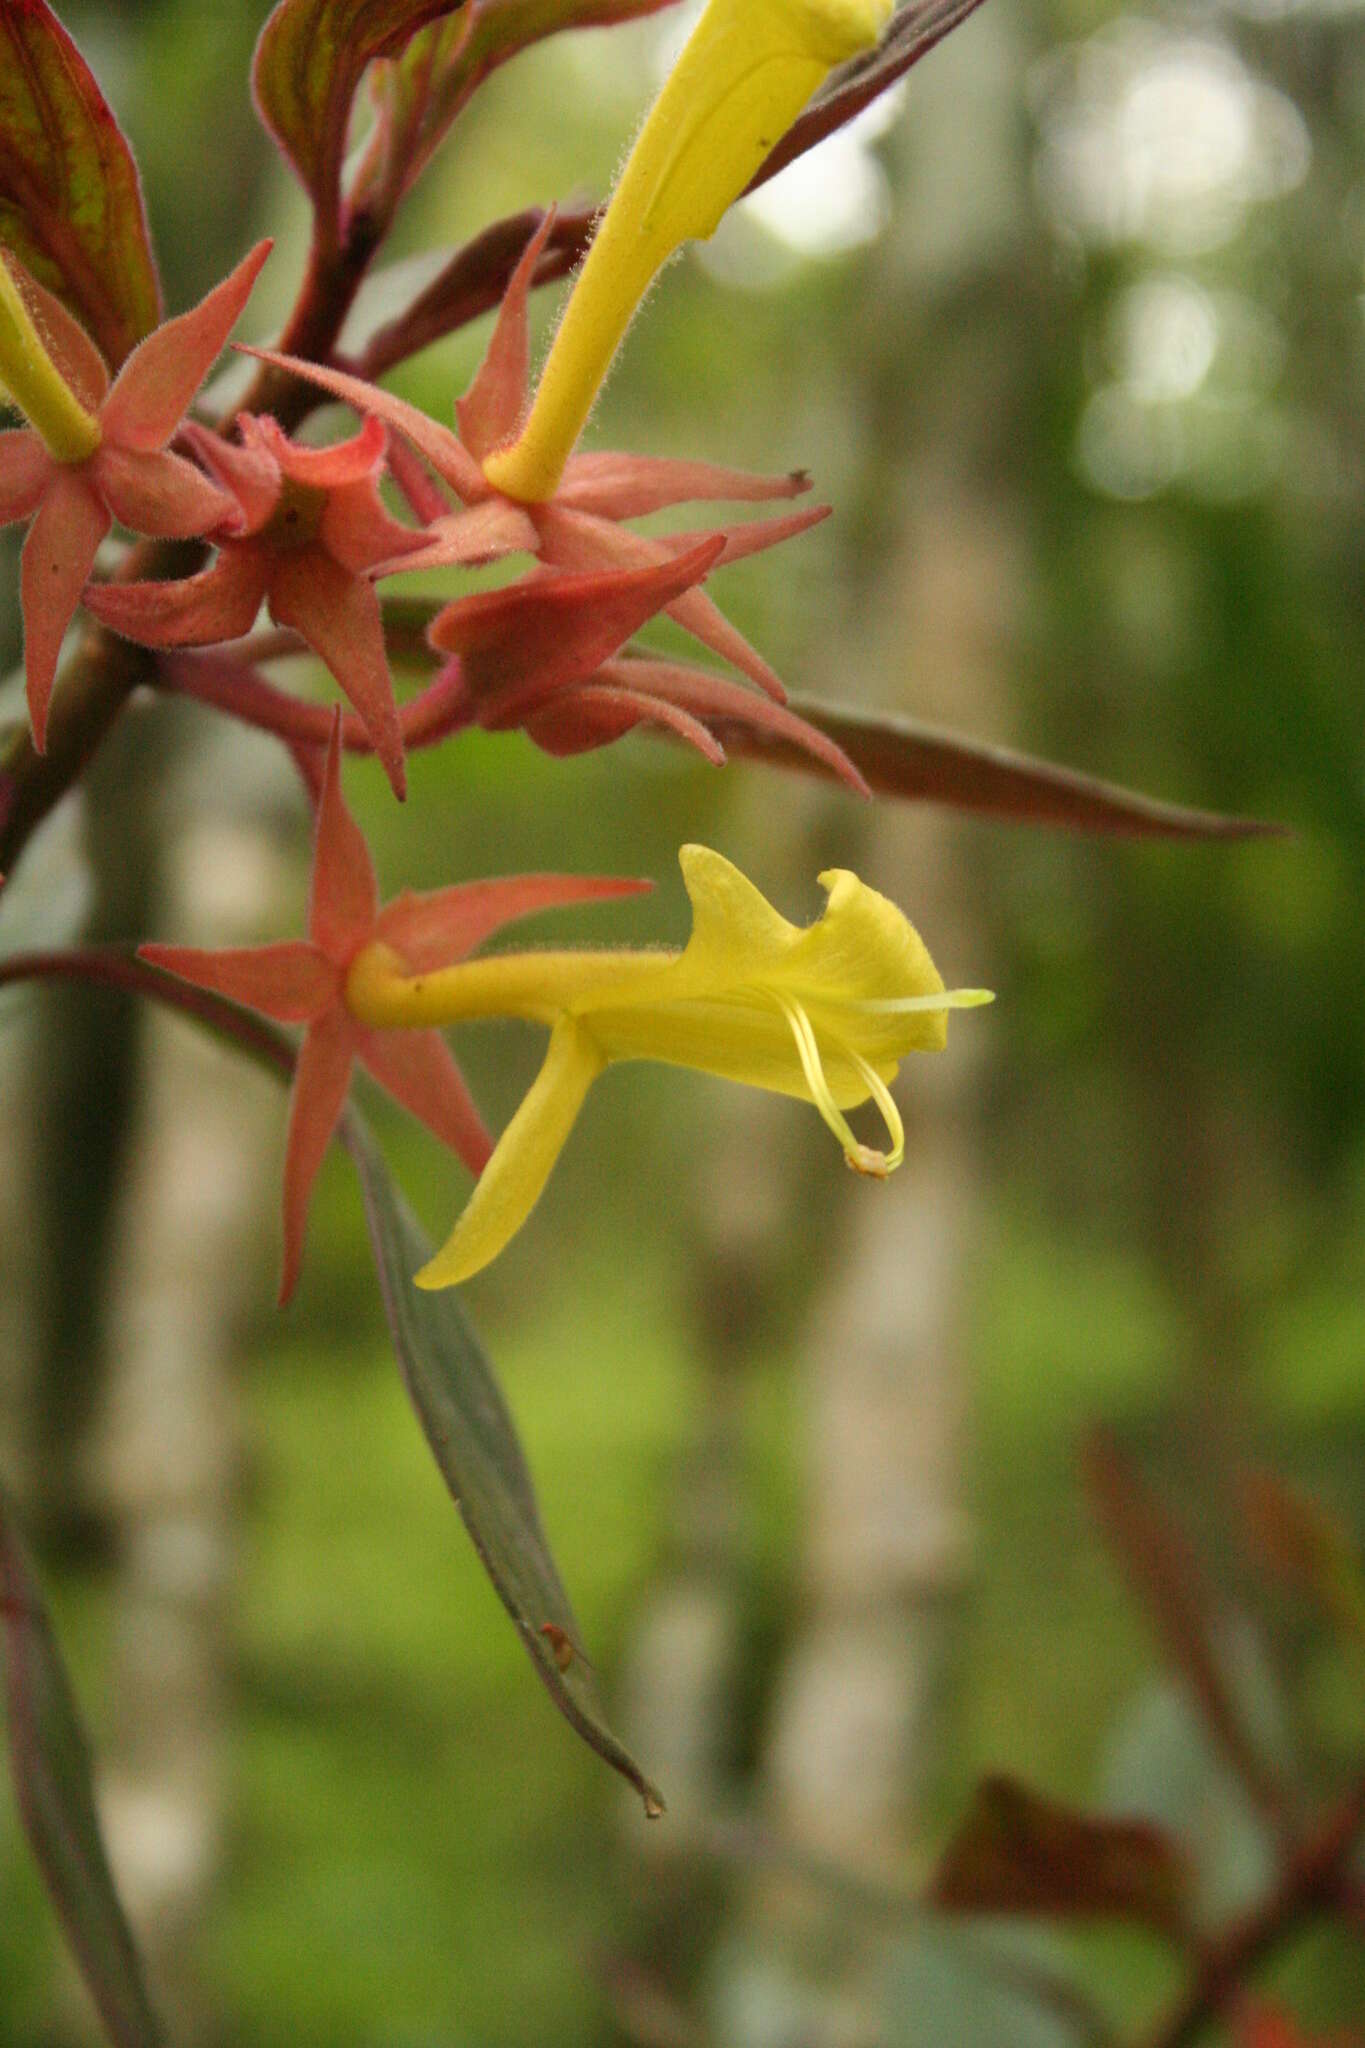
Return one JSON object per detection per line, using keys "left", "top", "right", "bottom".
{"left": 346, "top": 1116, "right": 666, "bottom": 1818}
{"left": 0, "top": 0, "right": 160, "bottom": 366}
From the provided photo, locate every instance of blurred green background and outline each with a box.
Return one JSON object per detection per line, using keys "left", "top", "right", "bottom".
{"left": 2, "top": 0, "right": 1363, "bottom": 2042}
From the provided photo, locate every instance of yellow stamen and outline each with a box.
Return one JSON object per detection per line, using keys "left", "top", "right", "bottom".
{"left": 482, "top": 0, "right": 893, "bottom": 503}
{"left": 844, "top": 1044, "right": 905, "bottom": 1174}
{"left": 0, "top": 256, "right": 102, "bottom": 464}
{"left": 773, "top": 991, "right": 901, "bottom": 1176}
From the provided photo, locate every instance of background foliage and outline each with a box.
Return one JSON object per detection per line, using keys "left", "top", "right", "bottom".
{"left": 1, "top": 0, "right": 1362, "bottom": 2043}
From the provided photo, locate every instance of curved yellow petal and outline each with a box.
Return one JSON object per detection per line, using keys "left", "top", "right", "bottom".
{"left": 483, "top": 0, "right": 893, "bottom": 504}
{"left": 415, "top": 1018, "right": 604, "bottom": 1288}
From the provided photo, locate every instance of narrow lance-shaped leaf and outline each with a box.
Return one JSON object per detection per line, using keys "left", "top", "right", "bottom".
{"left": 346, "top": 1116, "right": 665, "bottom": 1816}
{"left": 0, "top": 0, "right": 160, "bottom": 367}
{"left": 714, "top": 696, "right": 1286, "bottom": 841}
{"left": 0, "top": 1488, "right": 165, "bottom": 2048}
{"left": 930, "top": 1773, "right": 1192, "bottom": 1939}
{"left": 252, "top": 0, "right": 465, "bottom": 250}
{"left": 356, "top": 605, "right": 1280, "bottom": 839}
{"left": 351, "top": 0, "right": 682, "bottom": 218}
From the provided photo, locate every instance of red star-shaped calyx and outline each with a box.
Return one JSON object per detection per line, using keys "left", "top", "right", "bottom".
{"left": 140, "top": 717, "right": 650, "bottom": 1301}
{"left": 236, "top": 210, "right": 827, "bottom": 702}
{"left": 84, "top": 409, "right": 427, "bottom": 797}
{"left": 0, "top": 242, "right": 270, "bottom": 748}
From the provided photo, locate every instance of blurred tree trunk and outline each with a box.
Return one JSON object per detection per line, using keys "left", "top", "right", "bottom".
{"left": 626, "top": 12, "right": 1031, "bottom": 2031}
{"left": 737, "top": 5, "right": 1028, "bottom": 2022}
{"left": 743, "top": 499, "right": 1003, "bottom": 2045}
{"left": 73, "top": 761, "right": 288, "bottom": 2046}
{"left": 27, "top": 724, "right": 165, "bottom": 1556}
{"left": 617, "top": 768, "right": 812, "bottom": 1996}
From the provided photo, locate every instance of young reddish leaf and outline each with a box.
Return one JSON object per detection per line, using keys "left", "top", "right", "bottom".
{"left": 1, "top": 1489, "right": 166, "bottom": 2048}
{"left": 1083, "top": 1429, "right": 1289, "bottom": 1827}
{"left": 346, "top": 11, "right": 471, "bottom": 222}
{"left": 930, "top": 1774, "right": 1191, "bottom": 1938}
{"left": 346, "top": 1116, "right": 665, "bottom": 1817}
{"left": 252, "top": 0, "right": 465, "bottom": 248}
{"left": 714, "top": 697, "right": 1286, "bottom": 839}
{"left": 0, "top": 0, "right": 160, "bottom": 367}
{"left": 351, "top": 0, "right": 682, "bottom": 217}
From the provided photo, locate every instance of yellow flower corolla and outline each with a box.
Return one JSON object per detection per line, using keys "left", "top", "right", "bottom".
{"left": 345, "top": 845, "right": 991, "bottom": 1288}
{"left": 0, "top": 256, "right": 102, "bottom": 463}
{"left": 482, "top": 0, "right": 895, "bottom": 505}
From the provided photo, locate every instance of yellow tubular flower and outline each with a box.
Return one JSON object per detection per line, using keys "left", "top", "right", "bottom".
{"left": 345, "top": 845, "right": 991, "bottom": 1288}
{"left": 482, "top": 0, "right": 895, "bottom": 504}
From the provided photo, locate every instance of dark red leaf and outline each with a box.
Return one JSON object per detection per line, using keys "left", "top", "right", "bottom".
{"left": 1083, "top": 1430, "right": 1288, "bottom": 1827}
{"left": 354, "top": 205, "right": 595, "bottom": 381}
{"left": 931, "top": 1773, "right": 1190, "bottom": 1937}
{"left": 1236, "top": 2002, "right": 1365, "bottom": 2048}
{"left": 1242, "top": 1471, "right": 1365, "bottom": 1649}
{"left": 0, "top": 0, "right": 160, "bottom": 366}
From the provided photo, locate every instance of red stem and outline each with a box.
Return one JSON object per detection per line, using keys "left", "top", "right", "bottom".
{"left": 1140, "top": 1775, "right": 1365, "bottom": 2048}
{"left": 158, "top": 652, "right": 475, "bottom": 754}
{"left": 0, "top": 948, "right": 293, "bottom": 1079}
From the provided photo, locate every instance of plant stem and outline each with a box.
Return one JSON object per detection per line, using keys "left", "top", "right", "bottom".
{"left": 1140, "top": 1776, "right": 1365, "bottom": 2048}
{"left": 0, "top": 628, "right": 150, "bottom": 879}
{"left": 157, "top": 651, "right": 474, "bottom": 753}
{"left": 0, "top": 947, "right": 293, "bottom": 1080}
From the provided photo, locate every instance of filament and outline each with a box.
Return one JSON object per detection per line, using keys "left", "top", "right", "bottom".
{"left": 774, "top": 993, "right": 902, "bottom": 1178}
